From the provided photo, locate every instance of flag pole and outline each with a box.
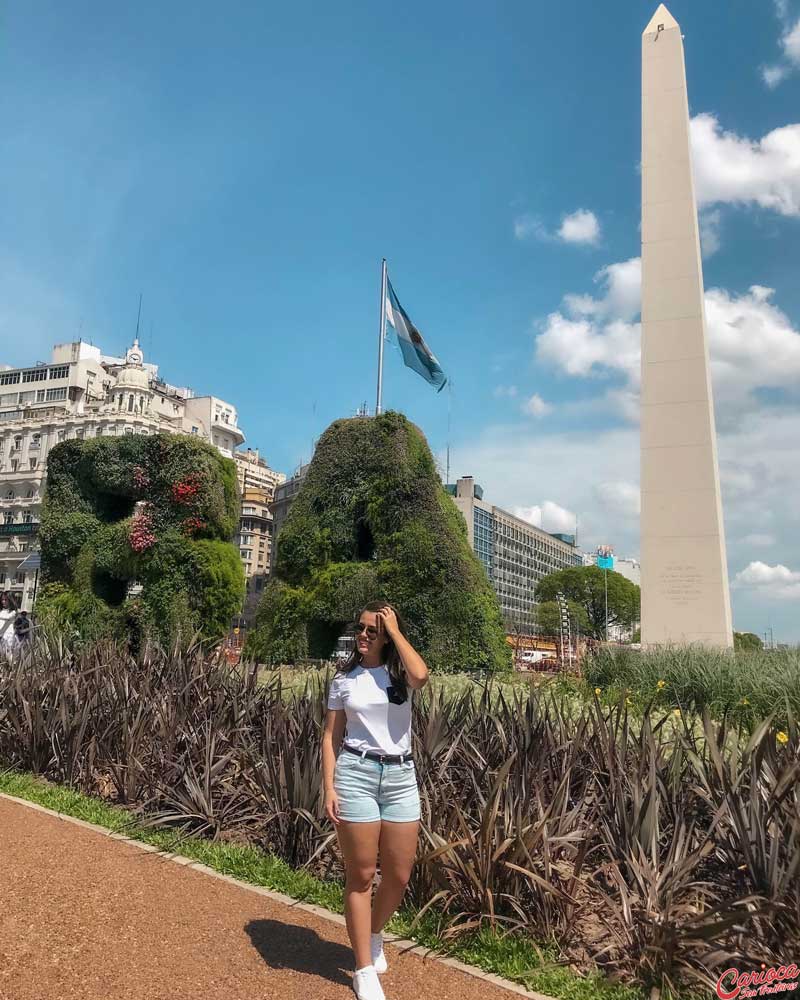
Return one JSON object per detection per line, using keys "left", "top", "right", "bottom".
{"left": 376, "top": 258, "right": 388, "bottom": 415}
{"left": 445, "top": 379, "right": 453, "bottom": 485}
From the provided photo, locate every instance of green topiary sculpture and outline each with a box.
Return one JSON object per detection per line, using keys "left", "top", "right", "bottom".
{"left": 36, "top": 433, "right": 244, "bottom": 646}
{"left": 246, "top": 411, "right": 510, "bottom": 673}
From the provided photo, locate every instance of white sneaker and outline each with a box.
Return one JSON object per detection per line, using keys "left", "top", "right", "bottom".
{"left": 371, "top": 932, "right": 388, "bottom": 974}
{"left": 352, "top": 966, "right": 386, "bottom": 1000}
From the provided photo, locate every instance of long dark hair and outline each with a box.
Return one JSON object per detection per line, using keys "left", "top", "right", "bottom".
{"left": 338, "top": 601, "right": 409, "bottom": 700}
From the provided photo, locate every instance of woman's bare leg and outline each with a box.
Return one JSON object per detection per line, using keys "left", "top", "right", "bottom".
{"left": 337, "top": 820, "right": 382, "bottom": 969}
{"left": 371, "top": 820, "right": 419, "bottom": 933}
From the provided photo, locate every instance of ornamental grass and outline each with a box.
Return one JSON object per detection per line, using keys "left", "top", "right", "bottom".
{"left": 1, "top": 636, "right": 798, "bottom": 997}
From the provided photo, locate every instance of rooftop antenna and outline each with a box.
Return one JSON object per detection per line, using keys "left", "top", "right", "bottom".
{"left": 135, "top": 293, "right": 143, "bottom": 344}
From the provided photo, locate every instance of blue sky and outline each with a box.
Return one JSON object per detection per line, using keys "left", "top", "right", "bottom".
{"left": 2, "top": 1, "right": 799, "bottom": 640}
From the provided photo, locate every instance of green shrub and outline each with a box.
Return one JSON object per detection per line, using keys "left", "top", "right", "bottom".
{"left": 585, "top": 645, "right": 800, "bottom": 725}
{"left": 247, "top": 412, "right": 510, "bottom": 673}
{"left": 1, "top": 640, "right": 797, "bottom": 995}
{"left": 37, "top": 433, "right": 244, "bottom": 646}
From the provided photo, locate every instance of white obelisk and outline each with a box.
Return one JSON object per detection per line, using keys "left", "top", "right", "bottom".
{"left": 640, "top": 4, "right": 733, "bottom": 648}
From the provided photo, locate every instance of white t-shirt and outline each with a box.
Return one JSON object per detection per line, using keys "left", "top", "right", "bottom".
{"left": 327, "top": 664, "right": 412, "bottom": 756}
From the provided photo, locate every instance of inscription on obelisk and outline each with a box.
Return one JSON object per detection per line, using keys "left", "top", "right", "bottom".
{"left": 640, "top": 4, "right": 733, "bottom": 648}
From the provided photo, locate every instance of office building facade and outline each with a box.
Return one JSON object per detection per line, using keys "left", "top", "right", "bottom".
{"left": 448, "top": 476, "right": 582, "bottom": 634}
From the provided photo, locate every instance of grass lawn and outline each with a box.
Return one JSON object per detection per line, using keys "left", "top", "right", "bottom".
{"left": 0, "top": 767, "right": 649, "bottom": 1000}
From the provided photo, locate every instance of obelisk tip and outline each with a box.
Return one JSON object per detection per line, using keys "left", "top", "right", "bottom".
{"left": 643, "top": 4, "right": 680, "bottom": 36}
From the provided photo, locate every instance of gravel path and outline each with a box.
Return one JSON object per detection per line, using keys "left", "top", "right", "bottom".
{"left": 0, "top": 797, "right": 529, "bottom": 1000}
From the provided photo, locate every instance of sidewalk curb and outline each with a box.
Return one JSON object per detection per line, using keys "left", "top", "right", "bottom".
{"left": 0, "top": 791, "right": 559, "bottom": 1000}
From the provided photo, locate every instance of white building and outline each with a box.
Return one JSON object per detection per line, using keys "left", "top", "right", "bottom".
{"left": 234, "top": 449, "right": 286, "bottom": 619}
{"left": 448, "top": 476, "right": 582, "bottom": 635}
{"left": 234, "top": 448, "right": 285, "bottom": 497}
{"left": 0, "top": 338, "right": 245, "bottom": 611}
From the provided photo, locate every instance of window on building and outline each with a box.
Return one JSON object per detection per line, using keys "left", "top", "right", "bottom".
{"left": 124, "top": 427, "right": 133, "bottom": 435}
{"left": 18, "top": 390, "right": 36, "bottom": 404}
{"left": 4, "top": 490, "right": 13, "bottom": 500}
{"left": 31, "top": 433, "right": 41, "bottom": 448}
{"left": 29, "top": 459, "right": 37, "bottom": 470}
{"left": 128, "top": 395, "right": 134, "bottom": 412}
{"left": 4, "top": 512, "right": 14, "bottom": 524}
{"left": 191, "top": 426, "right": 199, "bottom": 435}
{"left": 49, "top": 365, "right": 69, "bottom": 380}
{"left": 75, "top": 428, "right": 84, "bottom": 440}
{"left": 10, "top": 459, "right": 18, "bottom": 472}
{"left": 25, "top": 489, "right": 35, "bottom": 499}
{"left": 45, "top": 388, "right": 67, "bottom": 401}
{"left": 13, "top": 436, "right": 22, "bottom": 450}
{"left": 21, "top": 368, "right": 48, "bottom": 383}
{"left": 0, "top": 371, "right": 21, "bottom": 385}
{"left": 22, "top": 512, "right": 33, "bottom": 524}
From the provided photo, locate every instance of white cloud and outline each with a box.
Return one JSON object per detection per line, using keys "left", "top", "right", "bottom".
{"left": 512, "top": 501, "right": 576, "bottom": 535}
{"left": 734, "top": 561, "right": 800, "bottom": 599}
{"left": 699, "top": 208, "right": 722, "bottom": 257}
{"left": 741, "top": 533, "right": 776, "bottom": 547}
{"left": 762, "top": 63, "right": 790, "bottom": 88}
{"left": 535, "top": 257, "right": 800, "bottom": 424}
{"left": 515, "top": 208, "right": 601, "bottom": 246}
{"left": 594, "top": 481, "right": 640, "bottom": 518}
{"left": 563, "top": 257, "right": 641, "bottom": 323}
{"left": 513, "top": 214, "right": 546, "bottom": 241}
{"left": 447, "top": 407, "right": 800, "bottom": 638}
{"left": 705, "top": 284, "right": 800, "bottom": 414}
{"left": 494, "top": 385, "right": 518, "bottom": 398}
{"left": 690, "top": 113, "right": 800, "bottom": 217}
{"left": 762, "top": 9, "right": 800, "bottom": 87}
{"left": 521, "top": 393, "right": 552, "bottom": 417}
{"left": 557, "top": 209, "right": 601, "bottom": 245}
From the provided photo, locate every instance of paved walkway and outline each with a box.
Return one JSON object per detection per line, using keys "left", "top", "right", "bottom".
{"left": 0, "top": 796, "right": 537, "bottom": 1000}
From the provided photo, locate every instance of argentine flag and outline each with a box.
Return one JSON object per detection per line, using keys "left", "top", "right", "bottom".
{"left": 385, "top": 278, "right": 447, "bottom": 393}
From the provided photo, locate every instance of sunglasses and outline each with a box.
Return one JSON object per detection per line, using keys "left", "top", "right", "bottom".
{"left": 353, "top": 622, "right": 379, "bottom": 639}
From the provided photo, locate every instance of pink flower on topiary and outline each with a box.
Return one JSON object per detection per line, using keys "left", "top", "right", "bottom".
{"left": 132, "top": 465, "right": 150, "bottom": 492}
{"left": 171, "top": 473, "right": 203, "bottom": 505}
{"left": 181, "top": 516, "right": 207, "bottom": 536}
{"left": 129, "top": 510, "right": 156, "bottom": 552}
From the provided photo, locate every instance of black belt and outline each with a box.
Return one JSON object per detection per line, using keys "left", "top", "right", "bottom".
{"left": 342, "top": 744, "right": 413, "bottom": 765}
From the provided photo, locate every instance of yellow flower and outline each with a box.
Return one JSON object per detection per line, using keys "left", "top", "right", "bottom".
{"left": 740, "top": 698, "right": 749, "bottom": 706}
{"left": 594, "top": 687, "right": 602, "bottom": 695}
{"left": 777, "top": 731, "right": 789, "bottom": 745}
{"left": 657, "top": 679, "right": 666, "bottom": 690}
{"left": 673, "top": 708, "right": 681, "bottom": 717}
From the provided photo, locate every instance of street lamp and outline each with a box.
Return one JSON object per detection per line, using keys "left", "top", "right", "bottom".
{"left": 596, "top": 545, "right": 615, "bottom": 643}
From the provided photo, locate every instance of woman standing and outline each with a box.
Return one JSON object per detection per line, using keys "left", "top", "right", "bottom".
{"left": 322, "top": 602, "right": 429, "bottom": 1000}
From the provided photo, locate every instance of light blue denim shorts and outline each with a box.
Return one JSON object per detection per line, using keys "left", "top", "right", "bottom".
{"left": 334, "top": 750, "right": 421, "bottom": 823}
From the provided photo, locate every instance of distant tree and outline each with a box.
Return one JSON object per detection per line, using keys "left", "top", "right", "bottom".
{"left": 536, "top": 565, "right": 640, "bottom": 640}
{"left": 734, "top": 631, "right": 764, "bottom": 652}
{"left": 535, "top": 599, "right": 589, "bottom": 637}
